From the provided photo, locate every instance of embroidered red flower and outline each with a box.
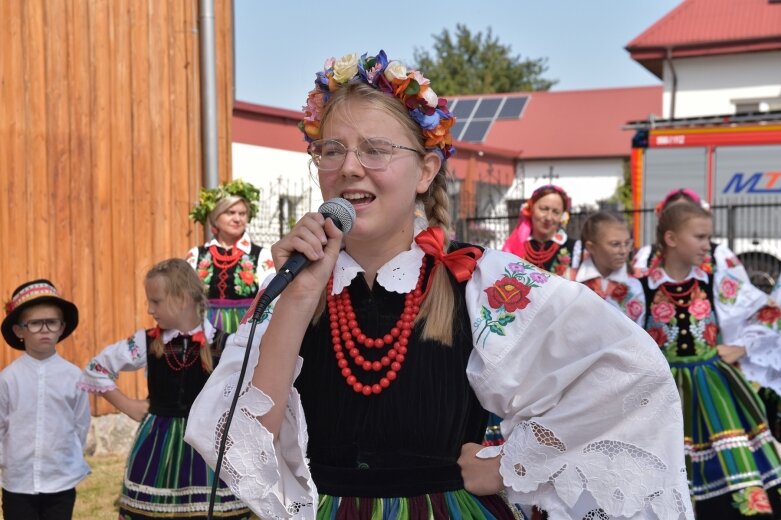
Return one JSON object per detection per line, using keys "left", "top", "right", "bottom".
{"left": 726, "top": 256, "right": 740, "bottom": 268}
{"left": 239, "top": 270, "right": 256, "bottom": 286}
{"left": 626, "top": 299, "right": 644, "bottom": 321}
{"left": 555, "top": 264, "right": 568, "bottom": 276}
{"left": 197, "top": 269, "right": 210, "bottom": 280}
{"left": 647, "top": 327, "right": 668, "bottom": 347}
{"left": 703, "top": 323, "right": 718, "bottom": 346}
{"left": 651, "top": 302, "right": 675, "bottom": 324}
{"left": 719, "top": 277, "right": 740, "bottom": 301}
{"left": 485, "top": 277, "right": 531, "bottom": 312}
{"left": 690, "top": 298, "right": 712, "bottom": 321}
{"left": 558, "top": 254, "right": 571, "bottom": 266}
{"left": 747, "top": 487, "right": 772, "bottom": 513}
{"left": 611, "top": 283, "right": 629, "bottom": 302}
{"left": 757, "top": 305, "right": 781, "bottom": 325}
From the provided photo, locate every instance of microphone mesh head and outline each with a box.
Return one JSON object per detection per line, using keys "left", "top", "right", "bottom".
{"left": 319, "top": 198, "right": 356, "bottom": 234}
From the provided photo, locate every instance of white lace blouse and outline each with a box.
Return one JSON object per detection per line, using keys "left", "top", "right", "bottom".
{"left": 184, "top": 243, "right": 693, "bottom": 520}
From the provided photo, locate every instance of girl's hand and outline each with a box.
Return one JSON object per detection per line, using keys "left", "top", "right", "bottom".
{"left": 125, "top": 399, "right": 150, "bottom": 422}
{"left": 458, "top": 442, "right": 504, "bottom": 496}
{"left": 270, "top": 213, "right": 343, "bottom": 297}
{"left": 717, "top": 344, "right": 746, "bottom": 364}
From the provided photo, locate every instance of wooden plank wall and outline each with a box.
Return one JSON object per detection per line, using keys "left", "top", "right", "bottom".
{"left": 0, "top": 0, "right": 234, "bottom": 415}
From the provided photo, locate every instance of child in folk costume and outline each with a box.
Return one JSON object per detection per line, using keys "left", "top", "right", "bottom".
{"left": 501, "top": 185, "right": 581, "bottom": 278}
{"left": 1, "top": 280, "right": 90, "bottom": 520}
{"left": 629, "top": 202, "right": 781, "bottom": 518}
{"left": 184, "top": 50, "right": 691, "bottom": 519}
{"left": 78, "top": 259, "right": 251, "bottom": 520}
{"left": 186, "top": 179, "right": 275, "bottom": 333}
{"left": 574, "top": 212, "right": 645, "bottom": 321}
{"left": 632, "top": 188, "right": 749, "bottom": 281}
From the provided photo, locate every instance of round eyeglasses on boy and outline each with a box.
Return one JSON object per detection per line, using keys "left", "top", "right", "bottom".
{"left": 18, "top": 319, "right": 66, "bottom": 333}
{"left": 308, "top": 137, "right": 420, "bottom": 172}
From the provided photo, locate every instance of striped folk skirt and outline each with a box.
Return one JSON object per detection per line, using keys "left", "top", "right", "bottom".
{"left": 118, "top": 414, "right": 251, "bottom": 519}
{"left": 672, "top": 354, "right": 781, "bottom": 517}
{"left": 317, "top": 491, "right": 524, "bottom": 520}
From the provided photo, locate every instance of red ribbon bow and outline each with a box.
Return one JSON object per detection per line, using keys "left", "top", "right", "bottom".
{"left": 148, "top": 326, "right": 161, "bottom": 338}
{"left": 414, "top": 228, "right": 483, "bottom": 296}
{"left": 191, "top": 331, "right": 207, "bottom": 348}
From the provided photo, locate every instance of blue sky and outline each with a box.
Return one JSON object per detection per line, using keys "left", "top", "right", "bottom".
{"left": 234, "top": 0, "right": 681, "bottom": 111}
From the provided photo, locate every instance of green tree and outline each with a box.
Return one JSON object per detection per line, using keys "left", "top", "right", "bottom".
{"left": 413, "top": 24, "right": 556, "bottom": 96}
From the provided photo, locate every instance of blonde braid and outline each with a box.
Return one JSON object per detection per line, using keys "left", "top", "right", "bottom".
{"left": 416, "top": 170, "right": 456, "bottom": 346}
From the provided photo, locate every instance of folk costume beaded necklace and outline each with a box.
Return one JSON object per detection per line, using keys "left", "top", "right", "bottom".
{"left": 659, "top": 280, "right": 698, "bottom": 309}
{"left": 327, "top": 264, "right": 425, "bottom": 396}
{"left": 209, "top": 243, "right": 244, "bottom": 299}
{"left": 150, "top": 327, "right": 208, "bottom": 372}
{"left": 327, "top": 227, "right": 483, "bottom": 397}
{"left": 523, "top": 239, "right": 560, "bottom": 267}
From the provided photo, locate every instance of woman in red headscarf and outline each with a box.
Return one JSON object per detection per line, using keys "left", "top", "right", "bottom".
{"left": 502, "top": 185, "right": 581, "bottom": 278}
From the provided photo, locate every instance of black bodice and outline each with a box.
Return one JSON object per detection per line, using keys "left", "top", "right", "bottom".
{"left": 146, "top": 332, "right": 225, "bottom": 417}
{"left": 294, "top": 254, "right": 489, "bottom": 497}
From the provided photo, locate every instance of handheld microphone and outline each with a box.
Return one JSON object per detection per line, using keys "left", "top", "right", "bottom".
{"left": 258, "top": 197, "right": 355, "bottom": 307}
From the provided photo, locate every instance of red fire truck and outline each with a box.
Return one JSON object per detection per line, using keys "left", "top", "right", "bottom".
{"left": 629, "top": 112, "right": 781, "bottom": 292}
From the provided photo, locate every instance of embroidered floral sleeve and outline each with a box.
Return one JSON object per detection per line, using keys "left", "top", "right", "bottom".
{"left": 184, "top": 302, "right": 316, "bottom": 520}
{"left": 185, "top": 246, "right": 199, "bottom": 270}
{"left": 255, "top": 246, "right": 276, "bottom": 280}
{"left": 78, "top": 330, "right": 148, "bottom": 393}
{"left": 712, "top": 243, "right": 750, "bottom": 285}
{"left": 714, "top": 266, "right": 781, "bottom": 395}
{"left": 466, "top": 249, "right": 692, "bottom": 520}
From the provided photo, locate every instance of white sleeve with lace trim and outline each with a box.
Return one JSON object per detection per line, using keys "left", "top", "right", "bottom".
{"left": 714, "top": 266, "right": 781, "bottom": 394}
{"left": 184, "top": 310, "right": 316, "bottom": 520}
{"left": 78, "top": 330, "right": 149, "bottom": 393}
{"left": 466, "top": 249, "right": 692, "bottom": 520}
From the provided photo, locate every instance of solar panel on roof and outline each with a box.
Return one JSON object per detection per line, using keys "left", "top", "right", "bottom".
{"left": 497, "top": 96, "right": 527, "bottom": 119}
{"left": 461, "top": 120, "right": 492, "bottom": 142}
{"left": 451, "top": 121, "right": 466, "bottom": 141}
{"left": 452, "top": 99, "right": 477, "bottom": 119}
{"left": 474, "top": 98, "right": 502, "bottom": 119}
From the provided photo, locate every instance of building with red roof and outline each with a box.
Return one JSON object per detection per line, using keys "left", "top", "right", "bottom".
{"left": 626, "top": 0, "right": 781, "bottom": 118}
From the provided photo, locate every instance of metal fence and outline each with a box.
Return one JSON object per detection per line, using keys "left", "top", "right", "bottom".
{"left": 459, "top": 202, "right": 781, "bottom": 293}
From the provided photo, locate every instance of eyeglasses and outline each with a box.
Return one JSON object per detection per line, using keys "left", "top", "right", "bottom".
{"left": 308, "top": 138, "right": 420, "bottom": 172}
{"left": 19, "top": 319, "right": 66, "bottom": 333}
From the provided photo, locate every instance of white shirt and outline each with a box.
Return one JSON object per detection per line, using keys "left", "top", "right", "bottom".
{"left": 0, "top": 353, "right": 91, "bottom": 493}
{"left": 185, "top": 235, "right": 692, "bottom": 520}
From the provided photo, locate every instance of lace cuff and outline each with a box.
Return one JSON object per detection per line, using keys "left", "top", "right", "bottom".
{"left": 185, "top": 374, "right": 315, "bottom": 519}
{"left": 480, "top": 421, "right": 690, "bottom": 519}
{"left": 78, "top": 359, "right": 119, "bottom": 393}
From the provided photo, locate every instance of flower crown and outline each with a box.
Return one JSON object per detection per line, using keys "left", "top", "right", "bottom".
{"left": 299, "top": 50, "right": 456, "bottom": 160}
{"left": 189, "top": 179, "right": 260, "bottom": 226}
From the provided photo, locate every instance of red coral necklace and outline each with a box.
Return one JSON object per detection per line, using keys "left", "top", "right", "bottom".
{"left": 328, "top": 263, "right": 426, "bottom": 396}
{"left": 209, "top": 244, "right": 243, "bottom": 270}
{"left": 523, "top": 240, "right": 559, "bottom": 267}
{"left": 660, "top": 281, "right": 697, "bottom": 308}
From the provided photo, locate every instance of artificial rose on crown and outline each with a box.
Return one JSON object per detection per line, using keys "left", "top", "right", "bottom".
{"left": 299, "top": 50, "right": 456, "bottom": 160}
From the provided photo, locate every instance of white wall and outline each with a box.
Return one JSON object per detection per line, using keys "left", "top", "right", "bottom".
{"left": 501, "top": 157, "right": 625, "bottom": 213}
{"left": 662, "top": 51, "right": 781, "bottom": 118}
{"left": 232, "top": 142, "right": 323, "bottom": 245}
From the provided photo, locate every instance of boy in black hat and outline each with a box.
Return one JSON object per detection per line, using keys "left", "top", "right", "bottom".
{"left": 0, "top": 280, "right": 90, "bottom": 520}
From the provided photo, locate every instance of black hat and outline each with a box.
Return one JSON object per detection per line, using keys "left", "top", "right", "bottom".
{"left": 2, "top": 280, "right": 79, "bottom": 350}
